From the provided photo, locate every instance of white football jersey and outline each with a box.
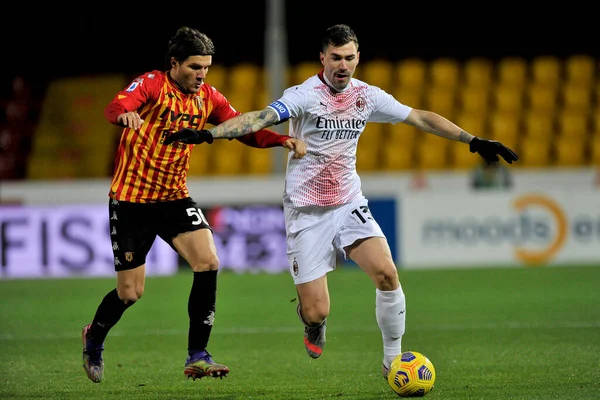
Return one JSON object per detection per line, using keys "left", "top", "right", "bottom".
{"left": 268, "top": 71, "right": 412, "bottom": 208}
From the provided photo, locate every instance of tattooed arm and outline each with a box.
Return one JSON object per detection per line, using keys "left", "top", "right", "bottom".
{"left": 402, "top": 109, "right": 475, "bottom": 143}
{"left": 207, "top": 107, "right": 281, "bottom": 140}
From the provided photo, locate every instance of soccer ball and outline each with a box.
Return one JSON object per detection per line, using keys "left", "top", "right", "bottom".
{"left": 387, "top": 351, "right": 436, "bottom": 397}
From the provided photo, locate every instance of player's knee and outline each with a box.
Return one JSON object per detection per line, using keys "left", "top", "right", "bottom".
{"left": 117, "top": 284, "right": 144, "bottom": 304}
{"left": 189, "top": 255, "right": 220, "bottom": 272}
{"left": 374, "top": 264, "right": 399, "bottom": 291}
{"left": 301, "top": 303, "right": 329, "bottom": 325}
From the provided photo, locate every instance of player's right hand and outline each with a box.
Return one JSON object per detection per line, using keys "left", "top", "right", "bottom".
{"left": 117, "top": 112, "right": 144, "bottom": 130}
{"left": 284, "top": 138, "right": 307, "bottom": 159}
{"left": 164, "top": 129, "right": 214, "bottom": 145}
{"left": 469, "top": 137, "right": 519, "bottom": 164}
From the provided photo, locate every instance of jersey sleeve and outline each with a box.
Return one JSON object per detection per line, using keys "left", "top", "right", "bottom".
{"left": 266, "top": 84, "right": 306, "bottom": 123}
{"left": 104, "top": 72, "right": 160, "bottom": 125}
{"left": 368, "top": 86, "right": 413, "bottom": 124}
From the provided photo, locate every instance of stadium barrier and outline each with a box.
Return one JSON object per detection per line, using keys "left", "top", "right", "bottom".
{"left": 1, "top": 167, "right": 598, "bottom": 278}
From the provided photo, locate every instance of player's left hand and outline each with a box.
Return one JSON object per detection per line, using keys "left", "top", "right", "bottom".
{"left": 283, "top": 138, "right": 307, "bottom": 159}
{"left": 469, "top": 137, "right": 519, "bottom": 164}
{"left": 164, "top": 128, "right": 214, "bottom": 145}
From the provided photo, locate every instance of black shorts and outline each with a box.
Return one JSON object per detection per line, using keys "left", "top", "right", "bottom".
{"left": 108, "top": 197, "right": 211, "bottom": 271}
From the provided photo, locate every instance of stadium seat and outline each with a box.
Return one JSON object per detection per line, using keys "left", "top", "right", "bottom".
{"left": 530, "top": 55, "right": 562, "bottom": 88}
{"left": 416, "top": 135, "right": 449, "bottom": 170}
{"left": 381, "top": 143, "right": 414, "bottom": 171}
{"left": 518, "top": 137, "right": 551, "bottom": 168}
{"left": 206, "top": 65, "right": 228, "bottom": 93}
{"left": 561, "top": 83, "right": 593, "bottom": 111}
{"left": 592, "top": 112, "right": 600, "bottom": 134}
{"left": 224, "top": 92, "right": 255, "bottom": 113}
{"left": 425, "top": 86, "right": 456, "bottom": 118}
{"left": 526, "top": 83, "right": 559, "bottom": 113}
{"left": 395, "top": 58, "right": 427, "bottom": 90}
{"left": 497, "top": 57, "right": 528, "bottom": 89}
{"left": 387, "top": 123, "right": 419, "bottom": 147}
{"left": 564, "top": 54, "right": 596, "bottom": 85}
{"left": 463, "top": 57, "right": 494, "bottom": 88}
{"left": 554, "top": 136, "right": 586, "bottom": 167}
{"left": 488, "top": 110, "right": 520, "bottom": 150}
{"left": 292, "top": 61, "right": 321, "bottom": 85}
{"left": 247, "top": 147, "right": 274, "bottom": 175}
{"left": 187, "top": 143, "right": 211, "bottom": 176}
{"left": 590, "top": 135, "right": 600, "bottom": 165}
{"left": 455, "top": 111, "right": 487, "bottom": 135}
{"left": 429, "top": 58, "right": 461, "bottom": 90}
{"left": 449, "top": 140, "right": 480, "bottom": 169}
{"left": 556, "top": 109, "right": 590, "bottom": 140}
{"left": 393, "top": 87, "right": 423, "bottom": 109}
{"left": 523, "top": 110, "right": 554, "bottom": 140}
{"left": 362, "top": 59, "right": 394, "bottom": 91}
{"left": 211, "top": 139, "right": 247, "bottom": 176}
{"left": 356, "top": 141, "right": 380, "bottom": 172}
{"left": 459, "top": 86, "right": 491, "bottom": 114}
{"left": 229, "top": 63, "right": 262, "bottom": 94}
{"left": 492, "top": 85, "right": 524, "bottom": 114}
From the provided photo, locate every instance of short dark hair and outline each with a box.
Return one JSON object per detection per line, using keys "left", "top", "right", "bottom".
{"left": 165, "top": 26, "right": 215, "bottom": 69}
{"left": 321, "top": 24, "right": 359, "bottom": 52}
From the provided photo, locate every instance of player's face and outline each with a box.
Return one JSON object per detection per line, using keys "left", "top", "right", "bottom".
{"left": 320, "top": 42, "right": 359, "bottom": 91}
{"left": 170, "top": 55, "right": 212, "bottom": 94}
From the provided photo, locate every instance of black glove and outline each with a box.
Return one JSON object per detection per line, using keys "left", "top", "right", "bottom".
{"left": 164, "top": 129, "right": 214, "bottom": 145}
{"left": 469, "top": 137, "right": 519, "bottom": 164}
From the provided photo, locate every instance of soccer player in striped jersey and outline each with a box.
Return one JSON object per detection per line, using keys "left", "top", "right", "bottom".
{"left": 81, "top": 26, "right": 306, "bottom": 383}
{"left": 166, "top": 24, "right": 517, "bottom": 379}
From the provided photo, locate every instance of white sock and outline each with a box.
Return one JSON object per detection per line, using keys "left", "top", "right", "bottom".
{"left": 376, "top": 284, "right": 406, "bottom": 369}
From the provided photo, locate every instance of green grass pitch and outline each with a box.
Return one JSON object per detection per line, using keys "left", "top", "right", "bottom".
{"left": 1, "top": 264, "right": 599, "bottom": 399}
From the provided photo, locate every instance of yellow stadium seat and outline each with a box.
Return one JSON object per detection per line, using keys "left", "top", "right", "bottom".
{"left": 206, "top": 65, "right": 227, "bottom": 92}
{"left": 224, "top": 92, "right": 254, "bottom": 113}
{"left": 292, "top": 61, "right": 321, "bottom": 85}
{"left": 429, "top": 58, "right": 460, "bottom": 90}
{"left": 459, "top": 86, "right": 491, "bottom": 114}
{"left": 416, "top": 138, "right": 449, "bottom": 170}
{"left": 530, "top": 55, "right": 562, "bottom": 88}
{"left": 356, "top": 143, "right": 380, "bottom": 172}
{"left": 455, "top": 111, "right": 487, "bottom": 135}
{"left": 564, "top": 54, "right": 596, "bottom": 85}
{"left": 395, "top": 58, "right": 427, "bottom": 90}
{"left": 518, "top": 138, "right": 551, "bottom": 168}
{"left": 188, "top": 143, "right": 211, "bottom": 176}
{"left": 561, "top": 83, "right": 593, "bottom": 111}
{"left": 492, "top": 85, "right": 524, "bottom": 113}
{"left": 449, "top": 141, "right": 480, "bottom": 169}
{"left": 497, "top": 57, "right": 528, "bottom": 89}
{"left": 393, "top": 87, "right": 423, "bottom": 109}
{"left": 463, "top": 57, "right": 494, "bottom": 88}
{"left": 556, "top": 109, "right": 590, "bottom": 139}
{"left": 387, "top": 123, "right": 419, "bottom": 147}
{"left": 526, "top": 83, "right": 559, "bottom": 113}
{"left": 362, "top": 59, "right": 394, "bottom": 91}
{"left": 489, "top": 111, "right": 520, "bottom": 149}
{"left": 425, "top": 86, "right": 456, "bottom": 118}
{"left": 554, "top": 136, "right": 586, "bottom": 167}
{"left": 523, "top": 110, "right": 554, "bottom": 140}
{"left": 590, "top": 135, "right": 600, "bottom": 165}
{"left": 212, "top": 139, "right": 247, "bottom": 176}
{"left": 592, "top": 112, "right": 600, "bottom": 134}
{"left": 247, "top": 148, "right": 273, "bottom": 175}
{"left": 381, "top": 143, "right": 414, "bottom": 171}
{"left": 230, "top": 63, "right": 262, "bottom": 93}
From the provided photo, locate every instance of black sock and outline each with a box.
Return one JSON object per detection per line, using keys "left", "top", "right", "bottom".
{"left": 88, "top": 288, "right": 133, "bottom": 345}
{"left": 188, "top": 270, "right": 217, "bottom": 354}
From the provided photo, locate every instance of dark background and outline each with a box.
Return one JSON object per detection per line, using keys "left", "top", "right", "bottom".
{"left": 4, "top": 3, "right": 596, "bottom": 81}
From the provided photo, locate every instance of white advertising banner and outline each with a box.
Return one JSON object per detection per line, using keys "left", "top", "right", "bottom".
{"left": 0, "top": 204, "right": 178, "bottom": 279}
{"left": 400, "top": 190, "right": 600, "bottom": 268}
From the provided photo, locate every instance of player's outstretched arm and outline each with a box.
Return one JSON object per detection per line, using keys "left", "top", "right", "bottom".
{"left": 402, "top": 109, "right": 519, "bottom": 164}
{"left": 210, "top": 107, "right": 280, "bottom": 140}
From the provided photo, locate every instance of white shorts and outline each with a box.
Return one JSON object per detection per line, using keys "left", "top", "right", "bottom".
{"left": 284, "top": 196, "right": 386, "bottom": 285}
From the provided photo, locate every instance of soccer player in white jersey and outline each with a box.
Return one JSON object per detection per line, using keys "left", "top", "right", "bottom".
{"left": 165, "top": 24, "right": 519, "bottom": 378}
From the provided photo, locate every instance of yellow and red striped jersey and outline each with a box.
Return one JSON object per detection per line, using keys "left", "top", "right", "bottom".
{"left": 105, "top": 70, "right": 288, "bottom": 203}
